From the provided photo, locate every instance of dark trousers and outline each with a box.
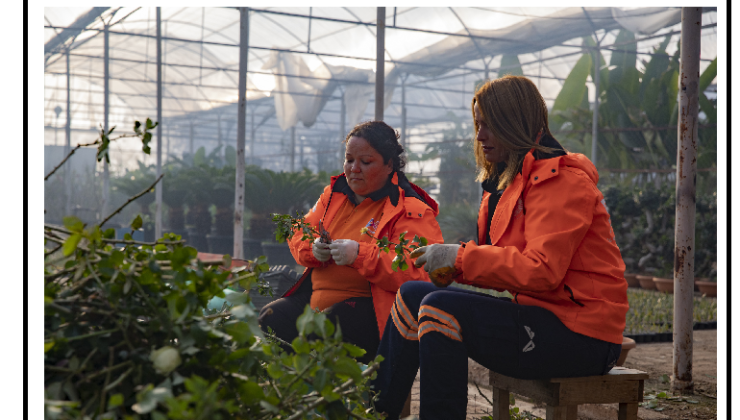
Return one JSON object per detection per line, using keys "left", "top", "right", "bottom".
{"left": 372, "top": 282, "right": 622, "bottom": 420}
{"left": 258, "top": 271, "right": 380, "bottom": 365}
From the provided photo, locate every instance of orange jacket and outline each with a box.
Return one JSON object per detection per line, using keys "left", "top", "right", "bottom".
{"left": 454, "top": 149, "right": 628, "bottom": 344}
{"left": 285, "top": 172, "right": 444, "bottom": 337}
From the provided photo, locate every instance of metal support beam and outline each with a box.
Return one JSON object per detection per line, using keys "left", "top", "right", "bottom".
{"left": 591, "top": 43, "right": 600, "bottom": 166}
{"left": 102, "top": 23, "right": 110, "bottom": 221}
{"left": 401, "top": 75, "right": 407, "bottom": 150}
{"left": 65, "top": 48, "right": 72, "bottom": 217}
{"left": 340, "top": 92, "right": 346, "bottom": 167}
{"left": 290, "top": 126, "right": 296, "bottom": 172}
{"left": 375, "top": 7, "right": 385, "bottom": 121}
{"left": 233, "top": 7, "right": 250, "bottom": 259}
{"left": 155, "top": 7, "right": 163, "bottom": 239}
{"left": 250, "top": 109, "right": 256, "bottom": 165}
{"left": 307, "top": 7, "right": 312, "bottom": 53}
{"left": 672, "top": 6, "right": 701, "bottom": 394}
{"left": 189, "top": 121, "right": 194, "bottom": 156}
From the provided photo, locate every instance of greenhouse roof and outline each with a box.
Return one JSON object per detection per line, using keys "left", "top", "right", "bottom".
{"left": 43, "top": 6, "right": 718, "bottom": 173}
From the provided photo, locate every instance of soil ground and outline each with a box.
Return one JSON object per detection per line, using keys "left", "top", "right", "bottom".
{"left": 404, "top": 329, "right": 717, "bottom": 419}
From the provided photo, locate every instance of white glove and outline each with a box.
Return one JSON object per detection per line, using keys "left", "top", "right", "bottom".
{"left": 328, "top": 239, "right": 360, "bottom": 266}
{"left": 312, "top": 237, "right": 332, "bottom": 262}
{"left": 411, "top": 244, "right": 461, "bottom": 287}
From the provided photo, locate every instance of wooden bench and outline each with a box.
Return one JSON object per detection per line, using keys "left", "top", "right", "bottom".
{"left": 488, "top": 366, "right": 649, "bottom": 420}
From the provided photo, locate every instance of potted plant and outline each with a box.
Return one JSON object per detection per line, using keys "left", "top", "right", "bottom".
{"left": 181, "top": 165, "right": 213, "bottom": 251}
{"left": 652, "top": 267, "right": 674, "bottom": 294}
{"left": 206, "top": 165, "right": 236, "bottom": 254}
{"left": 244, "top": 168, "right": 325, "bottom": 266}
{"left": 624, "top": 273, "right": 640, "bottom": 288}
{"left": 162, "top": 165, "right": 189, "bottom": 242}
{"left": 695, "top": 276, "right": 717, "bottom": 297}
{"left": 635, "top": 274, "right": 656, "bottom": 290}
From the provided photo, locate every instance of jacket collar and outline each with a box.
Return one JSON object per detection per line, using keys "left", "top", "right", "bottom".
{"left": 329, "top": 171, "right": 433, "bottom": 209}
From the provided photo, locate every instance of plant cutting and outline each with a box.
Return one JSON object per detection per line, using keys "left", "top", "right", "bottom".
{"left": 272, "top": 212, "right": 428, "bottom": 272}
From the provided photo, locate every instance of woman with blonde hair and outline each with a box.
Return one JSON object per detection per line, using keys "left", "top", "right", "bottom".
{"left": 371, "top": 76, "right": 628, "bottom": 419}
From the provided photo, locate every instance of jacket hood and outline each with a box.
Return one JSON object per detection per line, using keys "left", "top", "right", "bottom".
{"left": 329, "top": 172, "right": 439, "bottom": 215}
{"left": 524, "top": 133, "right": 600, "bottom": 186}
{"left": 561, "top": 153, "right": 600, "bottom": 185}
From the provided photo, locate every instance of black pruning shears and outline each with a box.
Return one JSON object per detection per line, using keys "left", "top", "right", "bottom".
{"left": 318, "top": 220, "right": 332, "bottom": 244}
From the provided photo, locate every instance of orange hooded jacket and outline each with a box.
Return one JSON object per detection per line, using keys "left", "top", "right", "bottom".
{"left": 454, "top": 147, "right": 628, "bottom": 344}
{"left": 285, "top": 172, "right": 444, "bottom": 337}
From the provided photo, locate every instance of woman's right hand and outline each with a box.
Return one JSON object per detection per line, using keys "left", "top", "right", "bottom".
{"left": 312, "top": 237, "right": 332, "bottom": 262}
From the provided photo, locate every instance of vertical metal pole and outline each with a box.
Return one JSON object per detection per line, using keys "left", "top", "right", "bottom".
{"left": 65, "top": 48, "right": 72, "bottom": 217}
{"left": 290, "top": 126, "right": 296, "bottom": 172}
{"left": 591, "top": 42, "right": 600, "bottom": 166}
{"left": 307, "top": 7, "right": 312, "bottom": 53}
{"left": 401, "top": 76, "right": 407, "bottom": 150}
{"left": 340, "top": 93, "right": 346, "bottom": 168}
{"left": 375, "top": 7, "right": 386, "bottom": 121}
{"left": 250, "top": 109, "right": 255, "bottom": 165}
{"left": 217, "top": 113, "right": 222, "bottom": 153}
{"left": 155, "top": 7, "right": 163, "bottom": 239}
{"left": 102, "top": 24, "right": 110, "bottom": 221}
{"left": 189, "top": 121, "right": 194, "bottom": 156}
{"left": 234, "top": 7, "right": 249, "bottom": 259}
{"left": 300, "top": 136, "right": 304, "bottom": 170}
{"left": 672, "top": 6, "right": 701, "bottom": 394}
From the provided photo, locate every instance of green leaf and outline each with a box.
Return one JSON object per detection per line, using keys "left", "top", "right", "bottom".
{"left": 292, "top": 336, "right": 311, "bottom": 354}
{"left": 266, "top": 362, "right": 284, "bottom": 379}
{"left": 500, "top": 54, "right": 523, "bottom": 76}
{"left": 108, "top": 393, "right": 124, "bottom": 409}
{"left": 552, "top": 54, "right": 592, "bottom": 114}
{"left": 296, "top": 305, "right": 316, "bottom": 336}
{"left": 238, "top": 382, "right": 265, "bottom": 405}
{"left": 699, "top": 57, "right": 717, "bottom": 93}
{"left": 62, "top": 233, "right": 82, "bottom": 256}
{"left": 332, "top": 357, "right": 362, "bottom": 382}
{"left": 342, "top": 343, "right": 367, "bottom": 358}
{"left": 62, "top": 216, "right": 84, "bottom": 232}
{"left": 44, "top": 341, "right": 55, "bottom": 353}
{"left": 132, "top": 385, "right": 158, "bottom": 414}
{"left": 131, "top": 215, "right": 143, "bottom": 231}
{"left": 224, "top": 321, "right": 253, "bottom": 344}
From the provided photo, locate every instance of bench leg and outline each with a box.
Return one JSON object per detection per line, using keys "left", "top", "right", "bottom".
{"left": 618, "top": 402, "right": 638, "bottom": 420}
{"left": 491, "top": 388, "right": 509, "bottom": 420}
{"left": 545, "top": 405, "right": 577, "bottom": 420}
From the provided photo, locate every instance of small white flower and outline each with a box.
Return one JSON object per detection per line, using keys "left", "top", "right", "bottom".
{"left": 150, "top": 346, "right": 181, "bottom": 375}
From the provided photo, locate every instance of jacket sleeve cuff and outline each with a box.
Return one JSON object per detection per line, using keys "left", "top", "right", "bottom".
{"left": 349, "top": 241, "right": 375, "bottom": 270}
{"left": 453, "top": 241, "right": 473, "bottom": 285}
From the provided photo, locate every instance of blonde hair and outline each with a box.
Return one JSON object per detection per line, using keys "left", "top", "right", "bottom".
{"left": 472, "top": 75, "right": 558, "bottom": 190}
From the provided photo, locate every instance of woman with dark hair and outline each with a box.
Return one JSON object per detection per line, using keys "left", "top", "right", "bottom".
{"left": 259, "top": 121, "right": 443, "bottom": 364}
{"left": 371, "top": 76, "right": 628, "bottom": 419}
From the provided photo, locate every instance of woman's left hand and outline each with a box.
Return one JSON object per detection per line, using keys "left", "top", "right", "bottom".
{"left": 329, "top": 239, "right": 360, "bottom": 266}
{"left": 411, "top": 244, "right": 461, "bottom": 286}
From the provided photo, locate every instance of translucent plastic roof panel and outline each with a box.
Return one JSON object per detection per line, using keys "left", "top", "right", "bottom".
{"left": 44, "top": 7, "right": 718, "bottom": 174}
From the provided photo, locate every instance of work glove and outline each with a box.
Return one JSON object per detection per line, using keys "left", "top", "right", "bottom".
{"left": 410, "top": 244, "right": 461, "bottom": 287}
{"left": 312, "top": 237, "right": 332, "bottom": 262}
{"left": 328, "top": 239, "right": 360, "bottom": 266}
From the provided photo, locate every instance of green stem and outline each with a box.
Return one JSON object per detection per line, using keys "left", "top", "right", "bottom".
{"left": 66, "top": 328, "right": 118, "bottom": 342}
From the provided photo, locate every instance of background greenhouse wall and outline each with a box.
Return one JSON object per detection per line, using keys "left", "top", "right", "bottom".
{"left": 43, "top": 7, "right": 718, "bottom": 276}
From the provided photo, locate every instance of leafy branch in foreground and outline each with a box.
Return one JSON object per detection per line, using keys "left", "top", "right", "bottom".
{"left": 44, "top": 117, "right": 385, "bottom": 420}
{"left": 44, "top": 118, "right": 158, "bottom": 181}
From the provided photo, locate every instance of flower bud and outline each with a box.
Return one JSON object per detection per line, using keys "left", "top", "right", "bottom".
{"left": 149, "top": 346, "right": 181, "bottom": 375}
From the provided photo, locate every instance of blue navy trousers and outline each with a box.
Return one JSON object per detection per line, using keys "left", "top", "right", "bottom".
{"left": 371, "top": 282, "right": 621, "bottom": 420}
